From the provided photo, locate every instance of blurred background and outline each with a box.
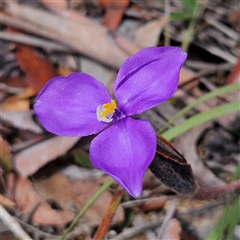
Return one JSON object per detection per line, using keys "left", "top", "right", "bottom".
{"left": 0, "top": 1, "right": 239, "bottom": 239}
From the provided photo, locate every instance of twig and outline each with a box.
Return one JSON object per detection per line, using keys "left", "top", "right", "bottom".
{"left": 206, "top": 17, "right": 239, "bottom": 40}
{"left": 61, "top": 178, "right": 114, "bottom": 240}
{"left": 195, "top": 42, "right": 237, "bottom": 64}
{"left": 111, "top": 217, "right": 165, "bottom": 240}
{"left": 122, "top": 196, "right": 170, "bottom": 209}
{"left": 0, "top": 31, "right": 72, "bottom": 52}
{"left": 94, "top": 187, "right": 124, "bottom": 240}
{"left": 157, "top": 199, "right": 177, "bottom": 239}
{"left": 16, "top": 218, "right": 60, "bottom": 240}
{"left": 112, "top": 201, "right": 224, "bottom": 240}
{"left": 0, "top": 204, "right": 33, "bottom": 240}
{"left": 164, "top": 0, "right": 170, "bottom": 46}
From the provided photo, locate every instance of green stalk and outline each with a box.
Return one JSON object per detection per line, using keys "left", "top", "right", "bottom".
{"left": 61, "top": 177, "right": 115, "bottom": 240}
{"left": 157, "top": 83, "right": 240, "bottom": 135}
{"left": 181, "top": 0, "right": 202, "bottom": 52}
{"left": 161, "top": 100, "right": 239, "bottom": 141}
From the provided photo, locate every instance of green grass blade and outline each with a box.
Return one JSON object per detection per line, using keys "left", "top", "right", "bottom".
{"left": 206, "top": 163, "right": 240, "bottom": 240}
{"left": 161, "top": 100, "right": 239, "bottom": 141}
{"left": 182, "top": 0, "right": 197, "bottom": 12}
{"left": 61, "top": 178, "right": 115, "bottom": 240}
{"left": 158, "top": 83, "right": 240, "bottom": 135}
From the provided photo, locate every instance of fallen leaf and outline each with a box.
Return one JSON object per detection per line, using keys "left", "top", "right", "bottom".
{"left": 99, "top": 0, "right": 129, "bottom": 31}
{"left": 33, "top": 171, "right": 124, "bottom": 226}
{"left": 0, "top": 136, "right": 12, "bottom": 172}
{"left": 5, "top": 2, "right": 129, "bottom": 69}
{"left": 173, "top": 123, "right": 225, "bottom": 188}
{"left": 160, "top": 218, "right": 182, "bottom": 240}
{"left": 2, "top": 87, "right": 36, "bottom": 111}
{"left": 13, "top": 136, "right": 80, "bottom": 176}
{"left": 8, "top": 28, "right": 57, "bottom": 93}
{"left": 227, "top": 8, "right": 240, "bottom": 31}
{"left": 0, "top": 193, "right": 16, "bottom": 208}
{"left": 139, "top": 196, "right": 168, "bottom": 211}
{"left": 0, "top": 110, "right": 43, "bottom": 133}
{"left": 6, "top": 174, "right": 74, "bottom": 226}
{"left": 134, "top": 16, "right": 169, "bottom": 47}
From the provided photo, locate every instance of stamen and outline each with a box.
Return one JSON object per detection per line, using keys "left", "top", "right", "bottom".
{"left": 97, "top": 100, "right": 117, "bottom": 123}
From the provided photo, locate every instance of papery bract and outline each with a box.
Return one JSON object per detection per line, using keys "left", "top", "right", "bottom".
{"left": 34, "top": 46, "right": 187, "bottom": 197}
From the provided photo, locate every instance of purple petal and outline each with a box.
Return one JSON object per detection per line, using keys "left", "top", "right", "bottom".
{"left": 114, "top": 46, "right": 187, "bottom": 115}
{"left": 90, "top": 117, "right": 156, "bottom": 197}
{"left": 34, "top": 73, "right": 112, "bottom": 136}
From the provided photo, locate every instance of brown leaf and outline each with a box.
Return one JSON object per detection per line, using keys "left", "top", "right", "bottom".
{"left": 33, "top": 171, "right": 124, "bottom": 226}
{"left": 13, "top": 136, "right": 80, "bottom": 176}
{"left": 8, "top": 28, "right": 56, "bottom": 93}
{"left": 2, "top": 87, "right": 36, "bottom": 111}
{"left": 6, "top": 174, "right": 74, "bottom": 226}
{"left": 0, "top": 193, "right": 16, "bottom": 208}
{"left": 139, "top": 196, "right": 168, "bottom": 211}
{"left": 227, "top": 8, "right": 240, "bottom": 31}
{"left": 173, "top": 123, "right": 225, "bottom": 188}
{"left": 5, "top": 2, "right": 129, "bottom": 69}
{"left": 160, "top": 218, "right": 182, "bottom": 240}
{"left": 0, "top": 110, "right": 43, "bottom": 133}
{"left": 99, "top": 0, "right": 129, "bottom": 31}
{"left": 134, "top": 16, "right": 169, "bottom": 48}
{"left": 0, "top": 136, "right": 12, "bottom": 172}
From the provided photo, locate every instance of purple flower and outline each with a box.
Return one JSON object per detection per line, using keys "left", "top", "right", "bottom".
{"left": 34, "top": 46, "right": 187, "bottom": 197}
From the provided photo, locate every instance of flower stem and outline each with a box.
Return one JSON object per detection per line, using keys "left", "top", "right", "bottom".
{"left": 61, "top": 177, "right": 115, "bottom": 240}
{"left": 193, "top": 179, "right": 240, "bottom": 200}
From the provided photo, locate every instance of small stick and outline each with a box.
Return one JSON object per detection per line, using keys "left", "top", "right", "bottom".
{"left": 0, "top": 204, "right": 33, "bottom": 240}
{"left": 94, "top": 187, "right": 124, "bottom": 240}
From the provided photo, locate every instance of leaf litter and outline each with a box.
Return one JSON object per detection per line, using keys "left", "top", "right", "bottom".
{"left": 0, "top": 0, "right": 239, "bottom": 239}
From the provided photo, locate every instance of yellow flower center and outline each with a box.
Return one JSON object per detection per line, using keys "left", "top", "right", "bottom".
{"left": 101, "top": 100, "right": 117, "bottom": 117}
{"left": 96, "top": 100, "right": 117, "bottom": 123}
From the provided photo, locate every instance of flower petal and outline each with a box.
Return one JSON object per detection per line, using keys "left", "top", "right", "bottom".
{"left": 114, "top": 46, "right": 187, "bottom": 115}
{"left": 34, "top": 73, "right": 112, "bottom": 136}
{"left": 90, "top": 117, "right": 156, "bottom": 197}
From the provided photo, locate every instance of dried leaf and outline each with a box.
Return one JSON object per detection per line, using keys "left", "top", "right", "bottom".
{"left": 14, "top": 44, "right": 56, "bottom": 93}
{"left": 160, "top": 218, "right": 182, "bottom": 240}
{"left": 0, "top": 110, "right": 43, "bottom": 133}
{"left": 5, "top": 2, "right": 129, "bottom": 68}
{"left": 134, "top": 16, "right": 169, "bottom": 47}
{"left": 33, "top": 171, "right": 124, "bottom": 226}
{"left": 99, "top": 0, "right": 129, "bottom": 31}
{"left": 2, "top": 87, "right": 36, "bottom": 111}
{"left": 0, "top": 136, "right": 12, "bottom": 172}
{"left": 6, "top": 174, "right": 74, "bottom": 226}
{"left": 13, "top": 136, "right": 80, "bottom": 176}
{"left": 173, "top": 123, "right": 225, "bottom": 188}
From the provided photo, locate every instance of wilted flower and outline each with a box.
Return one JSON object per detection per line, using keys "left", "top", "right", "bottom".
{"left": 34, "top": 46, "right": 187, "bottom": 197}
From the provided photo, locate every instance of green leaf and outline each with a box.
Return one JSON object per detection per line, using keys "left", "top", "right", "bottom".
{"left": 170, "top": 12, "right": 192, "bottom": 20}
{"left": 182, "top": 0, "right": 197, "bottom": 12}
{"left": 161, "top": 100, "right": 239, "bottom": 141}
{"left": 206, "top": 196, "right": 240, "bottom": 240}
{"left": 72, "top": 149, "right": 93, "bottom": 168}
{"left": 158, "top": 83, "right": 240, "bottom": 135}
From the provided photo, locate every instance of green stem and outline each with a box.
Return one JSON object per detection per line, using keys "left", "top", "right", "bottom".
{"left": 181, "top": 0, "right": 202, "bottom": 52}
{"left": 61, "top": 177, "right": 115, "bottom": 240}
{"left": 161, "top": 100, "right": 239, "bottom": 141}
{"left": 157, "top": 83, "right": 240, "bottom": 135}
